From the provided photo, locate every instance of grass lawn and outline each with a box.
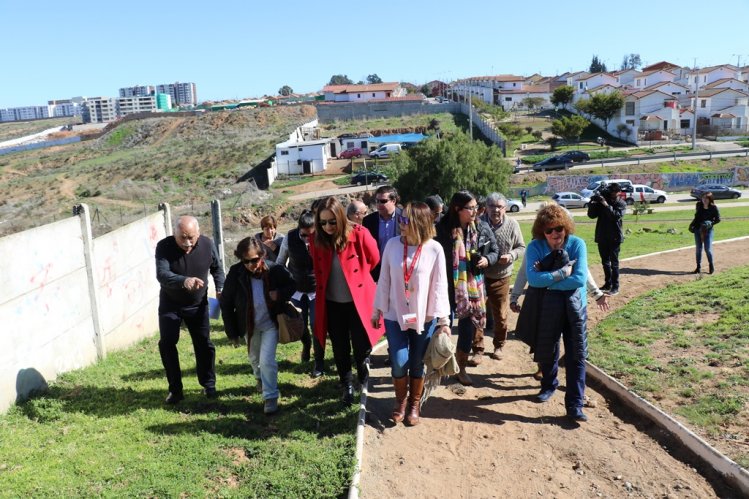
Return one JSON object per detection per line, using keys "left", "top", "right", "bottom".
{"left": 0, "top": 325, "right": 357, "bottom": 497}
{"left": 588, "top": 265, "right": 749, "bottom": 467}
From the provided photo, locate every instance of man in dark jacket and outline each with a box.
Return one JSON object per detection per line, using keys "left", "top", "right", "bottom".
{"left": 155, "top": 215, "right": 225, "bottom": 404}
{"left": 362, "top": 185, "right": 401, "bottom": 281}
{"left": 587, "top": 183, "right": 626, "bottom": 295}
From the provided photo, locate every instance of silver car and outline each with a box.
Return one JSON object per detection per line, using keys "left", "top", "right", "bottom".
{"left": 551, "top": 191, "right": 591, "bottom": 209}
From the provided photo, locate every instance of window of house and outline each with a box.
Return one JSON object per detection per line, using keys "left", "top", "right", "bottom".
{"left": 626, "top": 120, "right": 635, "bottom": 126}
{"left": 357, "top": 93, "right": 361, "bottom": 98}
{"left": 700, "top": 99, "right": 707, "bottom": 108}
{"left": 298, "top": 147, "right": 303, "bottom": 151}
{"left": 680, "top": 119, "right": 690, "bottom": 129}
{"left": 280, "top": 150, "right": 289, "bottom": 155}
{"left": 346, "top": 141, "right": 354, "bottom": 149}
{"left": 505, "top": 97, "right": 512, "bottom": 101}
{"left": 578, "top": 82, "right": 584, "bottom": 90}
{"left": 625, "top": 102, "right": 635, "bottom": 115}
{"left": 372, "top": 93, "right": 375, "bottom": 97}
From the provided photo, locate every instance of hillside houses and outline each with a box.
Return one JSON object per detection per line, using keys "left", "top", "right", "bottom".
{"left": 452, "top": 61, "right": 749, "bottom": 143}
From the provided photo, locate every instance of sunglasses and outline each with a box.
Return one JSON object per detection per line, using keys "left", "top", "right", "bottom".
{"left": 319, "top": 218, "right": 337, "bottom": 227}
{"left": 242, "top": 256, "right": 262, "bottom": 265}
{"left": 397, "top": 215, "right": 410, "bottom": 225}
{"left": 544, "top": 226, "right": 565, "bottom": 235}
{"left": 376, "top": 198, "right": 392, "bottom": 204}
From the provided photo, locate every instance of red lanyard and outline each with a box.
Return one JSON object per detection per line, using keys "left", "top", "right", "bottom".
{"left": 403, "top": 242, "right": 423, "bottom": 304}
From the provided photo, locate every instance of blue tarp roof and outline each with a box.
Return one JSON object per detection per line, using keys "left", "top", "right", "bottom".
{"left": 367, "top": 133, "right": 427, "bottom": 144}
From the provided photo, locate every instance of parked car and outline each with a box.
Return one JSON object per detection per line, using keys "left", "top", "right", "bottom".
{"left": 628, "top": 184, "right": 668, "bottom": 204}
{"left": 551, "top": 192, "right": 591, "bottom": 209}
{"left": 690, "top": 184, "right": 742, "bottom": 200}
{"left": 581, "top": 179, "right": 634, "bottom": 199}
{"left": 557, "top": 150, "right": 590, "bottom": 163}
{"left": 338, "top": 147, "right": 362, "bottom": 159}
{"left": 369, "top": 143, "right": 402, "bottom": 159}
{"left": 506, "top": 199, "right": 522, "bottom": 212}
{"left": 532, "top": 155, "right": 572, "bottom": 171}
{"left": 351, "top": 171, "right": 388, "bottom": 186}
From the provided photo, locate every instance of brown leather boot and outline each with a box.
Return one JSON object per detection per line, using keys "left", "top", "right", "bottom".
{"left": 392, "top": 376, "right": 409, "bottom": 423}
{"left": 467, "top": 349, "right": 483, "bottom": 366}
{"left": 405, "top": 376, "right": 425, "bottom": 426}
{"left": 455, "top": 351, "right": 473, "bottom": 386}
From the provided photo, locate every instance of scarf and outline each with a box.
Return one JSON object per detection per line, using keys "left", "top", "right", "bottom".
{"left": 452, "top": 223, "right": 486, "bottom": 329}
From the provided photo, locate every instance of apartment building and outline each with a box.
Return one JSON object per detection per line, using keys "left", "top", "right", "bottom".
{"left": 155, "top": 82, "right": 197, "bottom": 107}
{"left": 83, "top": 97, "right": 118, "bottom": 123}
{"left": 117, "top": 95, "right": 157, "bottom": 116}
{"left": 0, "top": 106, "right": 50, "bottom": 122}
{"left": 119, "top": 85, "right": 155, "bottom": 97}
{"left": 48, "top": 99, "right": 83, "bottom": 118}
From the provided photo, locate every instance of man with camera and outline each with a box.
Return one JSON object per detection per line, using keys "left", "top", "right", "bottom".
{"left": 587, "top": 183, "right": 626, "bottom": 295}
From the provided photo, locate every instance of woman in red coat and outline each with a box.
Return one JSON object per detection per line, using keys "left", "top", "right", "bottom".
{"left": 311, "top": 196, "right": 382, "bottom": 404}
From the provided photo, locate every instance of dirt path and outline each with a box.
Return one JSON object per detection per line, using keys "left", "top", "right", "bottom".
{"left": 151, "top": 118, "right": 186, "bottom": 148}
{"left": 360, "top": 239, "right": 749, "bottom": 498}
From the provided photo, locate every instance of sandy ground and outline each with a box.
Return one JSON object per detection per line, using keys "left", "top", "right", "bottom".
{"left": 359, "top": 238, "right": 749, "bottom": 498}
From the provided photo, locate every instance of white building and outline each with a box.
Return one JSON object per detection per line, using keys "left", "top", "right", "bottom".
{"left": 322, "top": 82, "right": 405, "bottom": 103}
{"left": 83, "top": 97, "right": 118, "bottom": 123}
{"left": 155, "top": 82, "right": 197, "bottom": 107}
{"left": 117, "top": 95, "right": 157, "bottom": 116}
{"left": 48, "top": 99, "right": 83, "bottom": 118}
{"left": 0, "top": 105, "right": 50, "bottom": 122}
{"left": 274, "top": 138, "right": 332, "bottom": 175}
{"left": 119, "top": 85, "right": 155, "bottom": 97}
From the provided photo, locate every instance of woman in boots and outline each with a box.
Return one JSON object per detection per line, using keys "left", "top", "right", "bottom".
{"left": 310, "top": 196, "right": 382, "bottom": 404}
{"left": 372, "top": 202, "right": 451, "bottom": 425}
{"left": 435, "top": 191, "right": 498, "bottom": 386}
{"left": 690, "top": 192, "right": 720, "bottom": 274}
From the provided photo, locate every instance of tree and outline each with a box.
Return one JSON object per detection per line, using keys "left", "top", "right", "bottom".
{"left": 574, "top": 98, "right": 593, "bottom": 119}
{"left": 278, "top": 85, "right": 293, "bottom": 96}
{"left": 420, "top": 84, "right": 430, "bottom": 95}
{"left": 366, "top": 74, "right": 383, "bottom": 84}
{"left": 587, "top": 91, "right": 625, "bottom": 131}
{"left": 616, "top": 123, "right": 633, "bottom": 141}
{"left": 589, "top": 55, "right": 607, "bottom": 73}
{"left": 619, "top": 53, "right": 642, "bottom": 70}
{"left": 550, "top": 85, "right": 574, "bottom": 110}
{"left": 521, "top": 96, "right": 545, "bottom": 111}
{"left": 390, "top": 133, "right": 511, "bottom": 201}
{"left": 328, "top": 74, "right": 353, "bottom": 85}
{"left": 550, "top": 115, "right": 589, "bottom": 144}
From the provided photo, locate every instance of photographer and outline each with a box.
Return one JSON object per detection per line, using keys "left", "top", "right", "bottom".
{"left": 587, "top": 183, "right": 626, "bottom": 295}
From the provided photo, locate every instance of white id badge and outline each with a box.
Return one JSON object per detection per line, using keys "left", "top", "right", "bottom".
{"left": 402, "top": 313, "right": 417, "bottom": 325}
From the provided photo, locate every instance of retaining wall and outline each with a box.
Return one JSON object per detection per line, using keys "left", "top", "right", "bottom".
{"left": 316, "top": 101, "right": 460, "bottom": 122}
{"left": 0, "top": 205, "right": 168, "bottom": 413}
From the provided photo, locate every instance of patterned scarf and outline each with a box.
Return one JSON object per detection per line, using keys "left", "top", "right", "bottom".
{"left": 452, "top": 223, "right": 486, "bottom": 329}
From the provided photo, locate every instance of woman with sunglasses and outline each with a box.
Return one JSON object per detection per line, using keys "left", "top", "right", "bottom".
{"left": 435, "top": 191, "right": 498, "bottom": 385}
{"left": 310, "top": 196, "right": 382, "bottom": 404}
{"left": 523, "top": 204, "right": 589, "bottom": 422}
{"left": 220, "top": 237, "right": 295, "bottom": 415}
{"left": 372, "top": 202, "right": 450, "bottom": 425}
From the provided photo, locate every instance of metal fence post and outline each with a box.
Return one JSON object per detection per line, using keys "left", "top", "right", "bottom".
{"left": 211, "top": 199, "right": 226, "bottom": 274}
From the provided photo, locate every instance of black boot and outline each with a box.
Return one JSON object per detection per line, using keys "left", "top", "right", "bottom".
{"left": 709, "top": 263, "right": 715, "bottom": 274}
{"left": 692, "top": 266, "right": 701, "bottom": 274}
{"left": 342, "top": 382, "right": 355, "bottom": 405}
{"left": 300, "top": 331, "right": 311, "bottom": 362}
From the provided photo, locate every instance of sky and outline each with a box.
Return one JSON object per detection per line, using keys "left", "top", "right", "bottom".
{"left": 2, "top": 0, "right": 749, "bottom": 109}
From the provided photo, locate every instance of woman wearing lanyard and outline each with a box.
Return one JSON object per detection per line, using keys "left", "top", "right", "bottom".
{"left": 373, "top": 202, "right": 451, "bottom": 425}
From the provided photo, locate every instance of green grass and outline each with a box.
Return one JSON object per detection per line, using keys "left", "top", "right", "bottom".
{"left": 0, "top": 325, "right": 357, "bottom": 497}
{"left": 588, "top": 266, "right": 749, "bottom": 462}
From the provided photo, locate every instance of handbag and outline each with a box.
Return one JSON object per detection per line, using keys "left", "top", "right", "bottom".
{"left": 688, "top": 219, "right": 697, "bottom": 233}
{"left": 277, "top": 302, "right": 304, "bottom": 344}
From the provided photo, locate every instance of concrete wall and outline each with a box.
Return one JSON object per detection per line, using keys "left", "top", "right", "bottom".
{"left": 316, "top": 101, "right": 459, "bottom": 122}
{"left": 0, "top": 205, "right": 168, "bottom": 413}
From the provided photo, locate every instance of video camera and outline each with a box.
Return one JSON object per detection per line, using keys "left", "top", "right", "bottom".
{"left": 591, "top": 183, "right": 621, "bottom": 204}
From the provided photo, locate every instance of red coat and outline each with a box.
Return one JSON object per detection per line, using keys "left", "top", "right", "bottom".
{"left": 310, "top": 224, "right": 383, "bottom": 347}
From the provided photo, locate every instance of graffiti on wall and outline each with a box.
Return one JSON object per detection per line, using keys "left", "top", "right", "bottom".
{"left": 546, "top": 170, "right": 739, "bottom": 194}
{"left": 733, "top": 166, "right": 749, "bottom": 186}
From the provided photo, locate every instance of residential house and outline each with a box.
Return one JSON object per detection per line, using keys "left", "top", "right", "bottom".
{"left": 612, "top": 68, "right": 640, "bottom": 86}
{"left": 679, "top": 88, "right": 749, "bottom": 120}
{"left": 322, "top": 82, "right": 405, "bottom": 103}
{"left": 704, "top": 78, "right": 749, "bottom": 93}
{"left": 274, "top": 138, "right": 332, "bottom": 175}
{"left": 633, "top": 70, "right": 676, "bottom": 89}
{"left": 642, "top": 81, "right": 690, "bottom": 97}
{"left": 681, "top": 65, "right": 740, "bottom": 89}
{"left": 575, "top": 72, "right": 619, "bottom": 93}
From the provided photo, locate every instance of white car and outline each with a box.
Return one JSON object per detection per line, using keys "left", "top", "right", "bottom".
{"left": 627, "top": 184, "right": 668, "bottom": 204}
{"left": 506, "top": 199, "right": 523, "bottom": 212}
{"left": 551, "top": 192, "right": 591, "bottom": 209}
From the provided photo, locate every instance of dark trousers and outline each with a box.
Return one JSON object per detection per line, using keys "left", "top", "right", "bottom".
{"left": 597, "top": 240, "right": 621, "bottom": 289}
{"left": 294, "top": 294, "right": 325, "bottom": 371}
{"left": 326, "top": 300, "right": 371, "bottom": 385}
{"left": 158, "top": 301, "right": 215, "bottom": 394}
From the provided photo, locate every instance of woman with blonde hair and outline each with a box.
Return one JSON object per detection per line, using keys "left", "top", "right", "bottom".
{"left": 310, "top": 196, "right": 382, "bottom": 404}
{"left": 521, "top": 204, "right": 589, "bottom": 421}
{"left": 372, "top": 202, "right": 451, "bottom": 425}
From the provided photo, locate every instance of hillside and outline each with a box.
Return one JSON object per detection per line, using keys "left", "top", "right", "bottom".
{"left": 0, "top": 106, "right": 316, "bottom": 236}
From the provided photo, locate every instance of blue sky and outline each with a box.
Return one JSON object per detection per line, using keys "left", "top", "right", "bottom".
{"left": 1, "top": 0, "right": 748, "bottom": 108}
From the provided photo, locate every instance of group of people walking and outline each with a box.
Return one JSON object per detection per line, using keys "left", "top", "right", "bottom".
{"left": 153, "top": 182, "right": 722, "bottom": 423}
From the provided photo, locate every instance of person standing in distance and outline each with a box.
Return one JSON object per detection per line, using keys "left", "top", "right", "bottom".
{"left": 155, "top": 215, "right": 225, "bottom": 404}
{"left": 587, "top": 183, "right": 626, "bottom": 295}
{"left": 362, "top": 185, "right": 402, "bottom": 281}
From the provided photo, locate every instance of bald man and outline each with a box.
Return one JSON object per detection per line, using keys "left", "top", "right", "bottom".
{"left": 155, "top": 216, "right": 225, "bottom": 404}
{"left": 346, "top": 199, "right": 368, "bottom": 225}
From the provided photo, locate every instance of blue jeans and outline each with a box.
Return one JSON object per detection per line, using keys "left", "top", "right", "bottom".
{"left": 247, "top": 328, "right": 279, "bottom": 400}
{"left": 694, "top": 228, "right": 714, "bottom": 266}
{"left": 385, "top": 319, "right": 437, "bottom": 378}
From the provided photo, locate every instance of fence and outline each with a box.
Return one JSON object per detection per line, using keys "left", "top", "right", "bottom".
{"left": 0, "top": 136, "right": 81, "bottom": 156}
{"left": 0, "top": 204, "right": 171, "bottom": 413}
{"left": 459, "top": 103, "right": 507, "bottom": 155}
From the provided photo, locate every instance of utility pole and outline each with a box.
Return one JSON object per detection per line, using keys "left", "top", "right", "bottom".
{"left": 692, "top": 61, "right": 699, "bottom": 151}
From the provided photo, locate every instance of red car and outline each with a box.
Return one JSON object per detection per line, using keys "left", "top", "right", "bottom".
{"left": 338, "top": 147, "right": 362, "bottom": 159}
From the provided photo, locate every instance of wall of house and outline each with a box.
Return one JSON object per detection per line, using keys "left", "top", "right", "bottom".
{"left": 0, "top": 206, "right": 168, "bottom": 413}
{"left": 316, "top": 101, "right": 460, "bottom": 122}
{"left": 275, "top": 144, "right": 327, "bottom": 174}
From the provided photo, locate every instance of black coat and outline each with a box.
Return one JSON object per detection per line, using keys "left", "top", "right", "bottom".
{"left": 362, "top": 207, "right": 402, "bottom": 281}
{"left": 219, "top": 261, "right": 295, "bottom": 341}
{"left": 434, "top": 217, "right": 499, "bottom": 309}
{"left": 587, "top": 198, "right": 626, "bottom": 244}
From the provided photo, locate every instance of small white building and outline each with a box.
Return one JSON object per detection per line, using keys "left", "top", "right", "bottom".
{"left": 323, "top": 83, "right": 405, "bottom": 103}
{"left": 633, "top": 69, "right": 676, "bottom": 89}
{"left": 274, "top": 138, "right": 332, "bottom": 175}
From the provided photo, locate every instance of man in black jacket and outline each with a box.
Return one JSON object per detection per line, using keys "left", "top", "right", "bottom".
{"left": 587, "top": 183, "right": 626, "bottom": 295}
{"left": 155, "top": 216, "right": 225, "bottom": 404}
{"left": 362, "top": 185, "right": 401, "bottom": 281}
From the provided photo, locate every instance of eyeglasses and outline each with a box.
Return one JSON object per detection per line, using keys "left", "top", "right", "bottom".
{"left": 319, "top": 218, "right": 337, "bottom": 227}
{"left": 544, "top": 226, "right": 565, "bottom": 235}
{"left": 487, "top": 204, "right": 506, "bottom": 210}
{"left": 462, "top": 205, "right": 478, "bottom": 212}
{"left": 397, "top": 215, "right": 410, "bottom": 225}
{"left": 376, "top": 198, "right": 392, "bottom": 204}
{"left": 242, "top": 257, "right": 262, "bottom": 265}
